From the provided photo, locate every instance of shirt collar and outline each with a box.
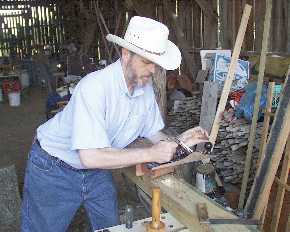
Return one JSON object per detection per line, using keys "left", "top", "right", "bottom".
{"left": 116, "top": 59, "right": 144, "bottom": 98}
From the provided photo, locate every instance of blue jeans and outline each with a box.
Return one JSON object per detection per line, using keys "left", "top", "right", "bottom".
{"left": 21, "top": 142, "right": 119, "bottom": 232}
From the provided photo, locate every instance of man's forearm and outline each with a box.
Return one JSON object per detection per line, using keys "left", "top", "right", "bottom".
{"left": 79, "top": 147, "right": 154, "bottom": 169}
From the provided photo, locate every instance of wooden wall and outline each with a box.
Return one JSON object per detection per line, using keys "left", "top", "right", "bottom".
{"left": 0, "top": 0, "right": 290, "bottom": 78}
{"left": 0, "top": 0, "right": 63, "bottom": 59}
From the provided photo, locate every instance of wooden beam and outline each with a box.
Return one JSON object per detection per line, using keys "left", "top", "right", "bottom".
{"left": 209, "top": 4, "right": 252, "bottom": 145}
{"left": 285, "top": 214, "right": 290, "bottom": 232}
{"left": 270, "top": 135, "right": 290, "bottom": 232}
{"left": 124, "top": 0, "right": 155, "bottom": 18}
{"left": 274, "top": 177, "right": 290, "bottom": 192}
{"left": 244, "top": 68, "right": 290, "bottom": 219}
{"left": 93, "top": 0, "right": 121, "bottom": 58}
{"left": 203, "top": 0, "right": 218, "bottom": 48}
{"left": 238, "top": 0, "right": 272, "bottom": 210}
{"left": 162, "top": 0, "right": 198, "bottom": 79}
{"left": 198, "top": 81, "right": 218, "bottom": 136}
{"left": 123, "top": 168, "right": 258, "bottom": 232}
{"left": 92, "top": 0, "right": 112, "bottom": 63}
{"left": 287, "top": 0, "right": 290, "bottom": 52}
{"left": 194, "top": 0, "right": 218, "bottom": 22}
{"left": 219, "top": 0, "right": 231, "bottom": 48}
{"left": 257, "top": 82, "right": 275, "bottom": 166}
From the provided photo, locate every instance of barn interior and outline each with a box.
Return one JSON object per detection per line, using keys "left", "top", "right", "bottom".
{"left": 0, "top": 0, "right": 290, "bottom": 232}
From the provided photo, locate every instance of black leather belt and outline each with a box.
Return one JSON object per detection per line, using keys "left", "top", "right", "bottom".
{"left": 35, "top": 139, "right": 90, "bottom": 172}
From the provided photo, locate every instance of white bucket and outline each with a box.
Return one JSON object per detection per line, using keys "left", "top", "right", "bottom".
{"left": 196, "top": 172, "right": 207, "bottom": 193}
{"left": 8, "top": 92, "right": 21, "bottom": 107}
{"left": 20, "top": 70, "right": 30, "bottom": 89}
{"left": 195, "top": 163, "right": 216, "bottom": 194}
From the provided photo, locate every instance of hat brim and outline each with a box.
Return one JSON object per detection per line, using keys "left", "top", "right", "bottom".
{"left": 106, "top": 34, "right": 181, "bottom": 70}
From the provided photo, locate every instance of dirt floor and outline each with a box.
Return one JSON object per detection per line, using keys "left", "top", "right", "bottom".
{"left": 0, "top": 87, "right": 148, "bottom": 231}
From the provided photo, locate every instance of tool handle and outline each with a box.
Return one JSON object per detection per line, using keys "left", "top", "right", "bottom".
{"left": 151, "top": 187, "right": 161, "bottom": 229}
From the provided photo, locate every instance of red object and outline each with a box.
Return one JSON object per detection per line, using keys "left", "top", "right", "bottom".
{"left": 230, "top": 89, "right": 245, "bottom": 103}
{"left": 2, "top": 80, "right": 21, "bottom": 94}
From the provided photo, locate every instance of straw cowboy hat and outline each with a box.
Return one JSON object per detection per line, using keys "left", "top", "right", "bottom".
{"left": 106, "top": 16, "right": 181, "bottom": 70}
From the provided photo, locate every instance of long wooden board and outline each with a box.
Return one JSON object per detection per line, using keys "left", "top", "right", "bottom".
{"left": 269, "top": 136, "right": 290, "bottom": 232}
{"left": 209, "top": 4, "right": 252, "bottom": 146}
{"left": 123, "top": 168, "right": 258, "bottom": 232}
{"left": 245, "top": 70, "right": 290, "bottom": 219}
{"left": 238, "top": 0, "right": 273, "bottom": 210}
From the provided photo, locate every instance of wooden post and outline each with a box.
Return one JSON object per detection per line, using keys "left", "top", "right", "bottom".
{"left": 270, "top": 135, "right": 290, "bottom": 232}
{"left": 254, "top": 0, "right": 265, "bottom": 51}
{"left": 286, "top": 215, "right": 290, "bottom": 232}
{"left": 146, "top": 187, "right": 165, "bottom": 232}
{"left": 209, "top": 4, "right": 252, "bottom": 146}
{"left": 238, "top": 0, "right": 272, "bottom": 210}
{"left": 199, "top": 81, "right": 218, "bottom": 134}
{"left": 257, "top": 82, "right": 275, "bottom": 167}
{"left": 163, "top": 0, "right": 198, "bottom": 79}
{"left": 93, "top": 0, "right": 112, "bottom": 63}
{"left": 244, "top": 73, "right": 290, "bottom": 219}
{"left": 287, "top": 0, "right": 290, "bottom": 52}
{"left": 93, "top": 0, "right": 120, "bottom": 58}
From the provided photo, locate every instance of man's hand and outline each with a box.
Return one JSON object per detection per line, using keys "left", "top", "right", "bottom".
{"left": 179, "top": 126, "right": 209, "bottom": 147}
{"left": 149, "top": 140, "right": 178, "bottom": 163}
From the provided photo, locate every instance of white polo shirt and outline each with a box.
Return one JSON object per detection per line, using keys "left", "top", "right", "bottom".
{"left": 37, "top": 59, "right": 164, "bottom": 169}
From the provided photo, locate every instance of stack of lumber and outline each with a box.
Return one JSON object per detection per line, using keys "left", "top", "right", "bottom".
{"left": 211, "top": 119, "right": 263, "bottom": 185}
{"left": 167, "top": 95, "right": 201, "bottom": 133}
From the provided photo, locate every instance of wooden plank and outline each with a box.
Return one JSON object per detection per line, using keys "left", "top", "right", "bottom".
{"left": 95, "top": 213, "right": 190, "bottom": 232}
{"left": 287, "top": 0, "right": 290, "bottom": 52}
{"left": 123, "top": 168, "right": 258, "bottom": 232}
{"left": 254, "top": 0, "right": 265, "bottom": 51}
{"left": 202, "top": 0, "right": 218, "bottom": 49}
{"left": 194, "top": 0, "right": 218, "bottom": 22}
{"left": 238, "top": 0, "right": 272, "bottom": 210}
{"left": 257, "top": 82, "right": 275, "bottom": 167}
{"left": 93, "top": 1, "right": 112, "bottom": 63}
{"left": 196, "top": 203, "right": 212, "bottom": 232}
{"left": 243, "top": 0, "right": 254, "bottom": 50}
{"left": 274, "top": 177, "right": 290, "bottom": 192}
{"left": 162, "top": 0, "right": 198, "bottom": 79}
{"left": 192, "top": 1, "right": 202, "bottom": 48}
{"left": 94, "top": 0, "right": 120, "bottom": 58}
{"left": 270, "top": 136, "right": 290, "bottom": 232}
{"left": 271, "top": 0, "right": 285, "bottom": 52}
{"left": 209, "top": 4, "right": 252, "bottom": 146}
{"left": 198, "top": 81, "right": 218, "bottom": 135}
{"left": 285, "top": 214, "right": 290, "bottom": 232}
{"left": 219, "top": 0, "right": 231, "bottom": 48}
{"left": 244, "top": 70, "right": 290, "bottom": 219}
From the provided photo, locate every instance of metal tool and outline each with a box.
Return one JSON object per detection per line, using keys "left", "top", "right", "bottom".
{"left": 168, "top": 136, "right": 193, "bottom": 154}
{"left": 146, "top": 136, "right": 194, "bottom": 169}
{"left": 125, "top": 204, "right": 134, "bottom": 229}
{"left": 196, "top": 203, "right": 259, "bottom": 226}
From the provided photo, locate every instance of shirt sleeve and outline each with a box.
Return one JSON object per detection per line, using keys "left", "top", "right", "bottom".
{"left": 140, "top": 98, "right": 165, "bottom": 138}
{"left": 70, "top": 80, "right": 111, "bottom": 150}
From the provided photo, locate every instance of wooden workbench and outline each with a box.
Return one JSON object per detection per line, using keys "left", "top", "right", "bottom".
{"left": 122, "top": 168, "right": 258, "bottom": 232}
